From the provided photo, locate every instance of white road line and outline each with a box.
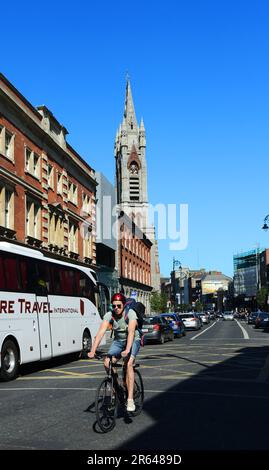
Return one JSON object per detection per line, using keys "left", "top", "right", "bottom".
{"left": 235, "top": 319, "right": 249, "bottom": 340}
{"left": 190, "top": 321, "right": 217, "bottom": 341}
{"left": 0, "top": 387, "right": 96, "bottom": 391}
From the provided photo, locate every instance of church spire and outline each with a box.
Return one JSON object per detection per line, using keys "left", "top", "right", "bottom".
{"left": 123, "top": 79, "right": 138, "bottom": 132}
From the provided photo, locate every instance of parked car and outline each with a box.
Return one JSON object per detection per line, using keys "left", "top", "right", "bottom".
{"left": 178, "top": 313, "right": 201, "bottom": 330}
{"left": 142, "top": 315, "right": 174, "bottom": 344}
{"left": 208, "top": 311, "right": 216, "bottom": 320}
{"left": 197, "top": 312, "right": 210, "bottom": 324}
{"left": 247, "top": 312, "right": 259, "bottom": 324}
{"left": 254, "top": 312, "right": 269, "bottom": 329}
{"left": 160, "top": 313, "right": 186, "bottom": 338}
{"left": 222, "top": 311, "right": 234, "bottom": 321}
{"left": 216, "top": 311, "right": 223, "bottom": 318}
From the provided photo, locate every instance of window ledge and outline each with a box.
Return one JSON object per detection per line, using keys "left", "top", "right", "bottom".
{"left": 69, "top": 251, "right": 79, "bottom": 260}
{"left": 25, "top": 235, "right": 43, "bottom": 248}
{"left": 0, "top": 226, "right": 16, "bottom": 239}
{"left": 0, "top": 152, "right": 15, "bottom": 165}
{"left": 24, "top": 169, "right": 41, "bottom": 182}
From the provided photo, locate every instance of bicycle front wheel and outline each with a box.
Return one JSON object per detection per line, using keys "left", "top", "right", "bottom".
{"left": 95, "top": 378, "right": 117, "bottom": 433}
{"left": 132, "top": 369, "right": 144, "bottom": 416}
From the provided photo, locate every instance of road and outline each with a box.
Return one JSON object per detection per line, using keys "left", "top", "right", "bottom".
{"left": 1, "top": 319, "right": 269, "bottom": 451}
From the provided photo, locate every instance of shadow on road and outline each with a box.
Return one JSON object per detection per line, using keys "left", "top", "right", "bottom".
{"left": 116, "top": 345, "right": 269, "bottom": 450}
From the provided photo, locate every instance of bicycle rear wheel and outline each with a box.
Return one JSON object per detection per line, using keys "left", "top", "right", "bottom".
{"left": 131, "top": 369, "right": 144, "bottom": 416}
{"left": 95, "top": 378, "right": 117, "bottom": 432}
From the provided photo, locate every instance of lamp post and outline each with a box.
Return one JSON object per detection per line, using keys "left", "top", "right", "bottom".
{"left": 262, "top": 215, "right": 269, "bottom": 231}
{"left": 171, "top": 258, "right": 181, "bottom": 309}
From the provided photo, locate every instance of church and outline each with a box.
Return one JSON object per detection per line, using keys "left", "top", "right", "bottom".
{"left": 114, "top": 79, "right": 161, "bottom": 308}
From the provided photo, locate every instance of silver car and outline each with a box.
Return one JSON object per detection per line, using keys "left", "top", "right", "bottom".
{"left": 222, "top": 311, "right": 234, "bottom": 321}
{"left": 178, "top": 313, "right": 201, "bottom": 330}
{"left": 197, "top": 312, "right": 210, "bottom": 324}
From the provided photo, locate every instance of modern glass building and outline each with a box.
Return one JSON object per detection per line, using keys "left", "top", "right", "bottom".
{"left": 233, "top": 249, "right": 261, "bottom": 297}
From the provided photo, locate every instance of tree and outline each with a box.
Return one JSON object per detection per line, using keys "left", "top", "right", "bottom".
{"left": 150, "top": 292, "right": 168, "bottom": 313}
{"left": 257, "top": 287, "right": 268, "bottom": 311}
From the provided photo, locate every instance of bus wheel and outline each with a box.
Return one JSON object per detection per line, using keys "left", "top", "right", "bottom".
{"left": 81, "top": 331, "right": 92, "bottom": 359}
{"left": 0, "top": 340, "right": 19, "bottom": 381}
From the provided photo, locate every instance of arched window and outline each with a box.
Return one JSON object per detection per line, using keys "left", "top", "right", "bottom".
{"left": 129, "top": 161, "right": 140, "bottom": 201}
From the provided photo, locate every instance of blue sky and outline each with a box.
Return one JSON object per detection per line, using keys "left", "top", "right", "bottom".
{"left": 2, "top": 0, "right": 269, "bottom": 277}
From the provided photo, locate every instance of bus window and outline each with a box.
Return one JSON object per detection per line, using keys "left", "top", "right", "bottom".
{"left": 3, "top": 256, "right": 19, "bottom": 291}
{"left": 0, "top": 254, "right": 5, "bottom": 289}
{"left": 19, "top": 258, "right": 28, "bottom": 291}
{"left": 36, "top": 261, "right": 51, "bottom": 295}
{"left": 51, "top": 266, "right": 78, "bottom": 296}
{"left": 79, "top": 273, "right": 96, "bottom": 305}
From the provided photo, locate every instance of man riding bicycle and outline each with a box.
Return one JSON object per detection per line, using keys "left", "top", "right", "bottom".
{"left": 88, "top": 293, "right": 141, "bottom": 412}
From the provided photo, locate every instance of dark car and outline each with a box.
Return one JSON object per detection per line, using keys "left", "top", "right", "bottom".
{"left": 142, "top": 315, "right": 174, "bottom": 344}
{"left": 254, "top": 312, "right": 269, "bottom": 329}
{"left": 159, "top": 313, "right": 186, "bottom": 338}
{"left": 247, "top": 311, "right": 259, "bottom": 325}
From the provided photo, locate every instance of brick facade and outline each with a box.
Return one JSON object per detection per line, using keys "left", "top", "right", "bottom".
{"left": 0, "top": 73, "right": 97, "bottom": 268}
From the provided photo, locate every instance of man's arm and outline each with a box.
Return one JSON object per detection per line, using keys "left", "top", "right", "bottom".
{"left": 88, "top": 320, "right": 110, "bottom": 358}
{"left": 121, "top": 319, "right": 137, "bottom": 358}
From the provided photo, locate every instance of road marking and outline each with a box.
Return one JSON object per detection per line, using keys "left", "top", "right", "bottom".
{"left": 2, "top": 387, "right": 269, "bottom": 402}
{"left": 190, "top": 321, "right": 217, "bottom": 341}
{"left": 0, "top": 387, "right": 97, "bottom": 391}
{"left": 234, "top": 319, "right": 249, "bottom": 339}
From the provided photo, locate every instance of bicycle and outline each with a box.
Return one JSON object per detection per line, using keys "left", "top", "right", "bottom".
{"left": 94, "top": 353, "right": 144, "bottom": 433}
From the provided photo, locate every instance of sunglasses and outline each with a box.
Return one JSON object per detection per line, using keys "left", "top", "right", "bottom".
{"left": 112, "top": 303, "right": 122, "bottom": 309}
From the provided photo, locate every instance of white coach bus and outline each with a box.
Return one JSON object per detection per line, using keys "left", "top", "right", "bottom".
{"left": 0, "top": 241, "right": 109, "bottom": 381}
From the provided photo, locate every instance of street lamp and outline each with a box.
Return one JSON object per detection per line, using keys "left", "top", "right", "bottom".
{"left": 262, "top": 215, "right": 269, "bottom": 231}
{"left": 173, "top": 257, "right": 181, "bottom": 271}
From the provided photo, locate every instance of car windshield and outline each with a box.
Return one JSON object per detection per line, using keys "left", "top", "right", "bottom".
{"left": 162, "top": 316, "right": 174, "bottom": 321}
{"left": 143, "top": 317, "right": 160, "bottom": 325}
{"left": 179, "top": 314, "right": 194, "bottom": 319}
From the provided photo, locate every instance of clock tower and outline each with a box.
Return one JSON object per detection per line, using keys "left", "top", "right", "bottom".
{"left": 114, "top": 79, "right": 148, "bottom": 231}
{"left": 114, "top": 79, "right": 161, "bottom": 293}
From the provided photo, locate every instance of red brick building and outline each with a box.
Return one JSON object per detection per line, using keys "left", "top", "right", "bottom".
{"left": 118, "top": 211, "right": 152, "bottom": 311}
{"left": 0, "top": 73, "right": 96, "bottom": 266}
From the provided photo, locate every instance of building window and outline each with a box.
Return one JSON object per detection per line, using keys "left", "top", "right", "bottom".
{"left": 0, "top": 126, "right": 15, "bottom": 161}
{"left": 47, "top": 164, "right": 54, "bottom": 189}
{"left": 82, "top": 193, "right": 91, "bottom": 214}
{"left": 25, "top": 147, "right": 40, "bottom": 179}
{"left": 26, "top": 197, "right": 41, "bottom": 239}
{"left": 129, "top": 161, "right": 140, "bottom": 201}
{"left": 57, "top": 173, "right": 63, "bottom": 194}
{"left": 82, "top": 223, "right": 92, "bottom": 259}
{"left": 69, "top": 220, "right": 78, "bottom": 253}
{"left": 68, "top": 182, "right": 78, "bottom": 205}
{"left": 49, "top": 213, "right": 64, "bottom": 247}
{"left": 0, "top": 184, "right": 14, "bottom": 229}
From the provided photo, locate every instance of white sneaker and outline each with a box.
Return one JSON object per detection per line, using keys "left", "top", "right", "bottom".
{"left": 127, "top": 399, "right": 135, "bottom": 412}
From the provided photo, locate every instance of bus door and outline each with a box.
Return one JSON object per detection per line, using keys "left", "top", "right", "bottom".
{"left": 34, "top": 268, "right": 52, "bottom": 361}
{"left": 35, "top": 293, "right": 52, "bottom": 360}
{"left": 96, "top": 282, "right": 110, "bottom": 318}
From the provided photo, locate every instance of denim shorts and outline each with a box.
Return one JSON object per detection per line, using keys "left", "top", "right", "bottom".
{"left": 107, "top": 339, "right": 140, "bottom": 359}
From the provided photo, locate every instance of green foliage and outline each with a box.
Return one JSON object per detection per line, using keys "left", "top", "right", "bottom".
{"left": 150, "top": 292, "right": 168, "bottom": 313}
{"left": 194, "top": 301, "right": 204, "bottom": 312}
{"left": 257, "top": 287, "right": 268, "bottom": 311}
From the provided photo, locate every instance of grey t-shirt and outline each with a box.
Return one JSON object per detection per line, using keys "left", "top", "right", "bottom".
{"left": 104, "top": 309, "right": 140, "bottom": 342}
